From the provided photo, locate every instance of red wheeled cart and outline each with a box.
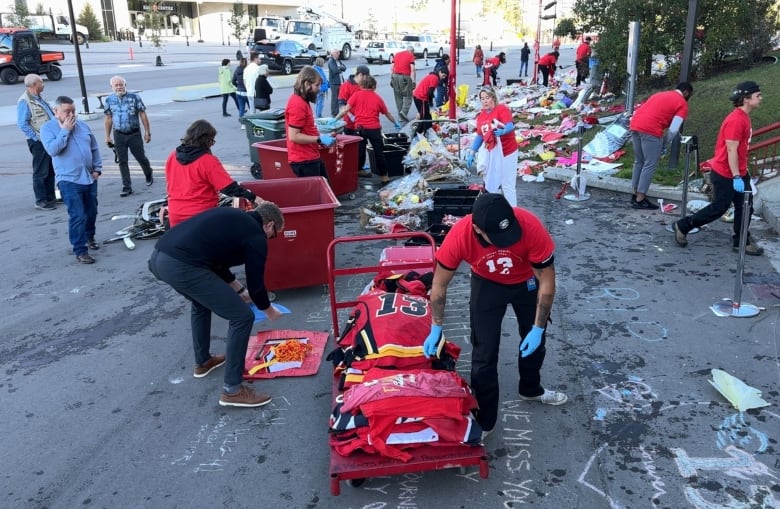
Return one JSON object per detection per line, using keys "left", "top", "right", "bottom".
{"left": 325, "top": 232, "right": 490, "bottom": 496}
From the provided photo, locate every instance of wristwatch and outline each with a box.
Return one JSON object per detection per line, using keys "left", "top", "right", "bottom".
{"left": 316, "top": 137, "right": 322, "bottom": 144}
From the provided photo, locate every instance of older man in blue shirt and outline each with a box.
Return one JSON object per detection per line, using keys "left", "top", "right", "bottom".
{"left": 103, "top": 75, "right": 154, "bottom": 197}
{"left": 16, "top": 74, "right": 57, "bottom": 211}
{"left": 41, "top": 96, "right": 103, "bottom": 265}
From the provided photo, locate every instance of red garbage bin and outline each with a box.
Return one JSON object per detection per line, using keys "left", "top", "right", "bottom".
{"left": 240, "top": 177, "right": 340, "bottom": 293}
{"left": 252, "top": 134, "right": 362, "bottom": 198}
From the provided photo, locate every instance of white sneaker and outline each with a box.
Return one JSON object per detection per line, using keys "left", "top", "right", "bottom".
{"left": 519, "top": 389, "right": 568, "bottom": 405}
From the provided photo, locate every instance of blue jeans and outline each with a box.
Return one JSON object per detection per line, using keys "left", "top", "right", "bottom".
{"left": 148, "top": 249, "right": 254, "bottom": 387}
{"left": 519, "top": 60, "right": 529, "bottom": 76}
{"left": 315, "top": 92, "right": 326, "bottom": 118}
{"left": 475, "top": 64, "right": 482, "bottom": 76}
{"left": 27, "top": 138, "right": 56, "bottom": 204}
{"left": 236, "top": 93, "right": 249, "bottom": 118}
{"left": 58, "top": 180, "right": 98, "bottom": 256}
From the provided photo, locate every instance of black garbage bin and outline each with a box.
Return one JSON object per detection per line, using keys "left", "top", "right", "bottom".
{"left": 241, "top": 108, "right": 286, "bottom": 178}
{"left": 368, "top": 132, "right": 410, "bottom": 177}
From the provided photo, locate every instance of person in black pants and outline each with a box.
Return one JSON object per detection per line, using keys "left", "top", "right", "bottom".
{"left": 422, "top": 193, "right": 567, "bottom": 440}
{"left": 412, "top": 68, "right": 448, "bottom": 135}
{"left": 148, "top": 204, "right": 285, "bottom": 408}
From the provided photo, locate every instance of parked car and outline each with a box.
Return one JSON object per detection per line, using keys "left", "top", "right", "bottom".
{"left": 401, "top": 34, "right": 449, "bottom": 59}
{"left": 250, "top": 39, "right": 318, "bottom": 75}
{"left": 365, "top": 40, "right": 402, "bottom": 64}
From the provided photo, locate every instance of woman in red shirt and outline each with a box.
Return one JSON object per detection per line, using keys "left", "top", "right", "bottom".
{"left": 472, "top": 45, "right": 484, "bottom": 77}
{"left": 336, "top": 75, "right": 401, "bottom": 183}
{"left": 537, "top": 51, "right": 559, "bottom": 87}
{"left": 164, "top": 119, "right": 263, "bottom": 227}
{"left": 465, "top": 87, "right": 518, "bottom": 205}
{"left": 412, "top": 68, "right": 448, "bottom": 135}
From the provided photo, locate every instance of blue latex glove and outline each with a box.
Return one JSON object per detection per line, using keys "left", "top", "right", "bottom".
{"left": 470, "top": 135, "right": 484, "bottom": 153}
{"left": 519, "top": 325, "right": 544, "bottom": 358}
{"left": 733, "top": 177, "right": 745, "bottom": 193}
{"left": 466, "top": 152, "right": 475, "bottom": 169}
{"left": 320, "top": 134, "right": 336, "bottom": 147}
{"left": 394, "top": 122, "right": 401, "bottom": 131}
{"left": 423, "top": 324, "right": 443, "bottom": 358}
{"left": 493, "top": 127, "right": 508, "bottom": 137}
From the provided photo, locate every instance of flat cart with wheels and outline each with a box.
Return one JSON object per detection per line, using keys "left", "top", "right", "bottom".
{"left": 325, "top": 232, "right": 489, "bottom": 496}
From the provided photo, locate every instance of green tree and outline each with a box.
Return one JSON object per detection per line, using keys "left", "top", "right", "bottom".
{"left": 227, "top": 2, "right": 248, "bottom": 41}
{"left": 8, "top": 0, "right": 31, "bottom": 27}
{"left": 554, "top": 17, "right": 577, "bottom": 39}
{"left": 77, "top": 3, "right": 104, "bottom": 41}
{"left": 573, "top": 0, "right": 779, "bottom": 91}
{"left": 34, "top": 3, "right": 45, "bottom": 15}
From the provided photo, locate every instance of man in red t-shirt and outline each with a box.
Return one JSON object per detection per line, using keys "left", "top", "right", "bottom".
{"left": 338, "top": 65, "right": 371, "bottom": 176}
{"left": 575, "top": 36, "right": 592, "bottom": 86}
{"left": 674, "top": 81, "right": 764, "bottom": 256}
{"left": 285, "top": 66, "right": 336, "bottom": 178}
{"left": 537, "top": 51, "right": 558, "bottom": 87}
{"left": 629, "top": 82, "right": 693, "bottom": 209}
{"left": 391, "top": 46, "right": 417, "bottom": 123}
{"left": 412, "top": 68, "right": 447, "bottom": 134}
{"left": 423, "top": 193, "right": 567, "bottom": 439}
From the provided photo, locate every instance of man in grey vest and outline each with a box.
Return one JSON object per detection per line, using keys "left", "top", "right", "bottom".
{"left": 16, "top": 74, "right": 57, "bottom": 211}
{"left": 327, "top": 48, "right": 346, "bottom": 116}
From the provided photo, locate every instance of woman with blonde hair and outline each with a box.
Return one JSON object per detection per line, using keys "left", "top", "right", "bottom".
{"left": 466, "top": 87, "right": 518, "bottom": 205}
{"left": 254, "top": 64, "right": 273, "bottom": 111}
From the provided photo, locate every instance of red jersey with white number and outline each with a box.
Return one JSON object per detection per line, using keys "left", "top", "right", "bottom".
{"left": 629, "top": 90, "right": 689, "bottom": 138}
{"left": 348, "top": 89, "right": 388, "bottom": 130}
{"left": 392, "top": 50, "right": 415, "bottom": 75}
{"left": 709, "top": 108, "right": 752, "bottom": 179}
{"left": 413, "top": 73, "right": 440, "bottom": 102}
{"left": 475, "top": 104, "right": 517, "bottom": 155}
{"left": 285, "top": 93, "right": 319, "bottom": 163}
{"left": 436, "top": 208, "right": 555, "bottom": 284}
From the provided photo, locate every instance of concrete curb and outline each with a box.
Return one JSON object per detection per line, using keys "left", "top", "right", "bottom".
{"left": 172, "top": 82, "right": 222, "bottom": 102}
{"left": 542, "top": 166, "right": 779, "bottom": 235}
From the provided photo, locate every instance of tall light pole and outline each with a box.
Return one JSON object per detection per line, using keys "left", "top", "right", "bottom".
{"left": 220, "top": 12, "right": 224, "bottom": 45}
{"left": 196, "top": 1, "right": 203, "bottom": 43}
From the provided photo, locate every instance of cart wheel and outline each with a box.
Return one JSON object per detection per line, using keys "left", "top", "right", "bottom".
{"left": 347, "top": 192, "right": 356, "bottom": 200}
{"left": 250, "top": 163, "right": 262, "bottom": 179}
{"left": 346, "top": 478, "right": 365, "bottom": 488}
{"left": 268, "top": 291, "right": 277, "bottom": 302}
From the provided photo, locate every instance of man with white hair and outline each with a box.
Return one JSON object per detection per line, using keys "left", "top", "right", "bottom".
{"left": 391, "top": 45, "right": 416, "bottom": 123}
{"left": 327, "top": 48, "right": 346, "bottom": 116}
{"left": 17, "top": 73, "right": 57, "bottom": 210}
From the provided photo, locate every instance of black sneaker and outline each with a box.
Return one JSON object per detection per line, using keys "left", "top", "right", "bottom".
{"left": 145, "top": 175, "right": 154, "bottom": 186}
{"left": 120, "top": 188, "right": 133, "bottom": 197}
{"left": 630, "top": 194, "right": 637, "bottom": 204}
{"left": 35, "top": 201, "right": 56, "bottom": 211}
{"left": 76, "top": 253, "right": 95, "bottom": 264}
{"left": 632, "top": 198, "right": 659, "bottom": 210}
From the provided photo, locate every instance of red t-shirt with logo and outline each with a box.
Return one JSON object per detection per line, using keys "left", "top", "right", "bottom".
{"left": 338, "top": 79, "right": 361, "bottom": 129}
{"left": 413, "top": 73, "right": 440, "bottom": 102}
{"left": 392, "top": 50, "right": 415, "bottom": 75}
{"left": 538, "top": 53, "right": 557, "bottom": 67}
{"left": 629, "top": 90, "right": 689, "bottom": 138}
{"left": 285, "top": 93, "right": 319, "bottom": 163}
{"left": 165, "top": 151, "right": 234, "bottom": 227}
{"left": 436, "top": 208, "right": 555, "bottom": 285}
{"left": 709, "top": 108, "right": 752, "bottom": 179}
{"left": 348, "top": 89, "right": 388, "bottom": 130}
{"left": 475, "top": 104, "right": 517, "bottom": 155}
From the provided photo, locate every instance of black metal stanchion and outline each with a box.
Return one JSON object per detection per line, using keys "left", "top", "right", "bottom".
{"left": 710, "top": 194, "right": 760, "bottom": 318}
{"left": 564, "top": 124, "right": 590, "bottom": 201}
{"left": 665, "top": 135, "right": 700, "bottom": 234}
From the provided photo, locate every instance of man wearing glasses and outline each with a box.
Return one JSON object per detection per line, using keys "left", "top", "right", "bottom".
{"left": 148, "top": 202, "right": 285, "bottom": 408}
{"left": 163, "top": 119, "right": 265, "bottom": 228}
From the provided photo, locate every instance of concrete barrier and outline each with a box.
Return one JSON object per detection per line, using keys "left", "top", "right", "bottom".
{"left": 172, "top": 82, "right": 222, "bottom": 102}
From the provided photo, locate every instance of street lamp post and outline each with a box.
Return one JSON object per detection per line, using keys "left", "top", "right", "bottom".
{"left": 220, "top": 13, "right": 224, "bottom": 45}
{"left": 196, "top": 1, "right": 203, "bottom": 43}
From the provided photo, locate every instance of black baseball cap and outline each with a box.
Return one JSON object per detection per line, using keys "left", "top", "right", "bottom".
{"left": 471, "top": 193, "right": 521, "bottom": 248}
{"left": 355, "top": 65, "right": 370, "bottom": 76}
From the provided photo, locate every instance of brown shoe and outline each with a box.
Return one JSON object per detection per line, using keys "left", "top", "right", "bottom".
{"left": 219, "top": 385, "right": 272, "bottom": 408}
{"left": 358, "top": 170, "right": 373, "bottom": 178}
{"left": 76, "top": 253, "right": 95, "bottom": 264}
{"left": 193, "top": 354, "right": 226, "bottom": 378}
{"left": 87, "top": 238, "right": 100, "bottom": 250}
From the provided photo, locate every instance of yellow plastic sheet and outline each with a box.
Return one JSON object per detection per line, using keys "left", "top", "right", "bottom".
{"left": 456, "top": 84, "right": 469, "bottom": 107}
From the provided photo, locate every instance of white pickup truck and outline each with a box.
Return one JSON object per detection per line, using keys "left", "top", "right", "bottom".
{"left": 401, "top": 34, "right": 450, "bottom": 60}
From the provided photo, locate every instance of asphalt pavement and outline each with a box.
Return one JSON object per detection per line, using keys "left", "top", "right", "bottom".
{"left": 2, "top": 39, "right": 779, "bottom": 509}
